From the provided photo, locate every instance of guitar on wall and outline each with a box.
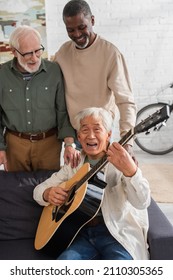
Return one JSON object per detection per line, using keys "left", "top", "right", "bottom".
{"left": 34, "top": 104, "right": 171, "bottom": 255}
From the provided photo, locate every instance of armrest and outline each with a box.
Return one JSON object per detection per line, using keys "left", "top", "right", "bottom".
{"left": 148, "top": 198, "right": 173, "bottom": 260}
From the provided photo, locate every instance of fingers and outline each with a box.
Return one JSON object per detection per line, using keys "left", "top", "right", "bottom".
{"left": 64, "top": 147, "right": 81, "bottom": 168}
{"left": 0, "top": 151, "right": 8, "bottom": 171}
{"left": 70, "top": 150, "right": 81, "bottom": 168}
{"left": 4, "top": 161, "right": 8, "bottom": 171}
{"left": 52, "top": 192, "right": 67, "bottom": 205}
{"left": 0, "top": 162, "right": 8, "bottom": 171}
{"left": 43, "top": 186, "right": 68, "bottom": 206}
{"left": 52, "top": 187, "right": 68, "bottom": 205}
{"left": 107, "top": 142, "right": 123, "bottom": 157}
{"left": 123, "top": 144, "right": 138, "bottom": 166}
{"left": 132, "top": 156, "right": 138, "bottom": 166}
{"left": 107, "top": 142, "right": 137, "bottom": 177}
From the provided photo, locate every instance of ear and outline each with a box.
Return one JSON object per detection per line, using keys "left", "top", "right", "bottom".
{"left": 91, "top": 15, "right": 95, "bottom": 26}
{"left": 107, "top": 131, "right": 112, "bottom": 141}
{"left": 11, "top": 48, "right": 17, "bottom": 57}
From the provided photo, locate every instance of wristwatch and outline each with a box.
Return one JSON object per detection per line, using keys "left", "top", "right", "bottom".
{"left": 64, "top": 142, "right": 76, "bottom": 149}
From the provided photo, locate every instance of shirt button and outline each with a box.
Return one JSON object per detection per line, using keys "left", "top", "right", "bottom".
{"left": 27, "top": 110, "right": 30, "bottom": 113}
{"left": 26, "top": 98, "right": 30, "bottom": 101}
{"left": 26, "top": 87, "right": 29, "bottom": 90}
{"left": 28, "top": 121, "right": 31, "bottom": 125}
{"left": 45, "top": 87, "right": 48, "bottom": 90}
{"left": 9, "top": 89, "right": 12, "bottom": 92}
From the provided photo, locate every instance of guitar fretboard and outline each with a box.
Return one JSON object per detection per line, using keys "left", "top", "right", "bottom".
{"left": 75, "top": 155, "right": 108, "bottom": 190}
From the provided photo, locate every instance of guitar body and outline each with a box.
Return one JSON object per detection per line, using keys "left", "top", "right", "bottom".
{"left": 35, "top": 162, "right": 105, "bottom": 255}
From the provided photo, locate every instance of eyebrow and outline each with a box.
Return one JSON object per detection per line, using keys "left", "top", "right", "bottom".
{"left": 81, "top": 123, "right": 101, "bottom": 128}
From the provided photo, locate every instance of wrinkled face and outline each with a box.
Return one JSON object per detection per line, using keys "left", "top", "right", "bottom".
{"left": 64, "top": 12, "right": 95, "bottom": 49}
{"left": 77, "top": 115, "right": 111, "bottom": 159}
{"left": 13, "top": 33, "right": 42, "bottom": 73}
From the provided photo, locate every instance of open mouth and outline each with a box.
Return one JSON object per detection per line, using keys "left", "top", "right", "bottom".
{"left": 75, "top": 36, "right": 85, "bottom": 43}
{"left": 87, "top": 143, "right": 98, "bottom": 147}
{"left": 74, "top": 36, "right": 89, "bottom": 49}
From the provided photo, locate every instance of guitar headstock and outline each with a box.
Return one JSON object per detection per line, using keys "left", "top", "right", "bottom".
{"left": 135, "top": 104, "right": 171, "bottom": 135}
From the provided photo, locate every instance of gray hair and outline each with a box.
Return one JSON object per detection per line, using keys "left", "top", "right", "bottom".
{"left": 9, "top": 25, "right": 42, "bottom": 49}
{"left": 63, "top": 0, "right": 92, "bottom": 20}
{"left": 75, "top": 107, "right": 113, "bottom": 132}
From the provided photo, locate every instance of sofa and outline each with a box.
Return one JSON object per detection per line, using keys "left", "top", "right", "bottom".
{"left": 0, "top": 169, "right": 173, "bottom": 260}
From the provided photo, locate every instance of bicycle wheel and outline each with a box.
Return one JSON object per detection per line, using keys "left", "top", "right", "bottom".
{"left": 135, "top": 103, "right": 173, "bottom": 155}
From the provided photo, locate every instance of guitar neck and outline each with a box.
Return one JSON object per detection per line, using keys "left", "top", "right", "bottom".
{"left": 118, "top": 128, "right": 134, "bottom": 146}
{"left": 76, "top": 155, "right": 108, "bottom": 190}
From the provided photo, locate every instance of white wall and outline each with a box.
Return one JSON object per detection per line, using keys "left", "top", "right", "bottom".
{"left": 45, "top": 0, "right": 173, "bottom": 110}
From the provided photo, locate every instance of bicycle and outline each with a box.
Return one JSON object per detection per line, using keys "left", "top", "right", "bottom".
{"left": 135, "top": 82, "right": 173, "bottom": 155}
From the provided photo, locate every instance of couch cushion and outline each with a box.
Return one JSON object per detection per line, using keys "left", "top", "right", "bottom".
{"left": 0, "top": 170, "right": 54, "bottom": 240}
{"left": 0, "top": 239, "right": 54, "bottom": 260}
{"left": 148, "top": 198, "right": 173, "bottom": 260}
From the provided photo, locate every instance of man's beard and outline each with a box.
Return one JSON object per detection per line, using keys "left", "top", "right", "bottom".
{"left": 74, "top": 36, "right": 90, "bottom": 49}
{"left": 18, "top": 55, "right": 41, "bottom": 73}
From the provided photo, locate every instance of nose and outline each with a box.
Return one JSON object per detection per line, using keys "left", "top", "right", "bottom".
{"left": 30, "top": 51, "right": 38, "bottom": 61}
{"left": 87, "top": 130, "right": 95, "bottom": 138}
{"left": 73, "top": 29, "right": 82, "bottom": 38}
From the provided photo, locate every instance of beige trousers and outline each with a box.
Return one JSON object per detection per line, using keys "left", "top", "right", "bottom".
{"left": 5, "top": 132, "right": 62, "bottom": 171}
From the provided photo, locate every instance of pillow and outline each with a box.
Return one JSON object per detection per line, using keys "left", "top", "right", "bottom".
{"left": 0, "top": 170, "right": 54, "bottom": 240}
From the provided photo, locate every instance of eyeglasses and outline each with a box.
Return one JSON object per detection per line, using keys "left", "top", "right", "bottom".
{"left": 14, "top": 45, "right": 45, "bottom": 59}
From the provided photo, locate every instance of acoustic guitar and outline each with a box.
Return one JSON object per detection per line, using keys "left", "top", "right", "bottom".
{"left": 34, "top": 104, "right": 170, "bottom": 255}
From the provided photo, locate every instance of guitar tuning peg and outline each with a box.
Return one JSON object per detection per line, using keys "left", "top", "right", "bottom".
{"left": 162, "top": 121, "right": 167, "bottom": 126}
{"left": 154, "top": 121, "right": 167, "bottom": 131}
{"left": 145, "top": 130, "right": 150, "bottom": 135}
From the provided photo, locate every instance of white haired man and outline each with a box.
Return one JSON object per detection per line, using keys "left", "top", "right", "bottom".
{"left": 34, "top": 107, "right": 150, "bottom": 260}
{"left": 0, "top": 25, "right": 80, "bottom": 171}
